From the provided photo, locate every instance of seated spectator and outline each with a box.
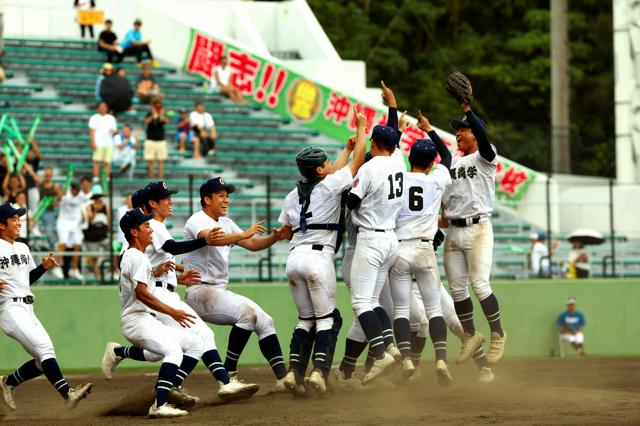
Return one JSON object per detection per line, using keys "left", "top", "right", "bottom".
{"left": 74, "top": 0, "right": 95, "bottom": 39}
{"left": 97, "top": 19, "right": 123, "bottom": 63}
{"left": 567, "top": 241, "right": 590, "bottom": 279}
{"left": 51, "top": 182, "right": 85, "bottom": 280}
{"left": 24, "top": 165, "right": 61, "bottom": 251}
{"left": 112, "top": 123, "right": 137, "bottom": 177}
{"left": 209, "top": 56, "right": 248, "bottom": 105}
{"left": 79, "top": 175, "right": 94, "bottom": 203}
{"left": 95, "top": 62, "right": 113, "bottom": 102}
{"left": 84, "top": 185, "right": 110, "bottom": 280}
{"left": 556, "top": 297, "right": 586, "bottom": 356}
{"left": 189, "top": 101, "right": 217, "bottom": 157}
{"left": 116, "top": 67, "right": 127, "bottom": 78}
{"left": 529, "top": 232, "right": 549, "bottom": 277}
{"left": 176, "top": 107, "right": 200, "bottom": 159}
{"left": 144, "top": 98, "right": 169, "bottom": 178}
{"left": 136, "top": 61, "right": 161, "bottom": 104}
{"left": 2, "top": 172, "right": 26, "bottom": 203}
{"left": 120, "top": 19, "right": 158, "bottom": 66}
{"left": 89, "top": 102, "right": 117, "bottom": 180}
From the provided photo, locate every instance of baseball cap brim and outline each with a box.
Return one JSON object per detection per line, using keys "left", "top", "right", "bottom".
{"left": 11, "top": 207, "right": 27, "bottom": 218}
{"left": 450, "top": 119, "right": 471, "bottom": 130}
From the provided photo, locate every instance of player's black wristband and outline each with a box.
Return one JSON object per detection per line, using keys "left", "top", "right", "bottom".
{"left": 30, "top": 264, "right": 47, "bottom": 284}
{"left": 161, "top": 238, "right": 207, "bottom": 255}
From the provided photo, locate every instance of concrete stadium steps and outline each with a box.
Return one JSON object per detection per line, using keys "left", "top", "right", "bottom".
{"left": 2, "top": 57, "right": 176, "bottom": 77}
{"left": 27, "top": 71, "right": 198, "bottom": 90}
{"left": 5, "top": 37, "right": 101, "bottom": 50}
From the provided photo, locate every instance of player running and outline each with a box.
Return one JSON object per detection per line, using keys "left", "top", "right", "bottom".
{"left": 0, "top": 203, "right": 92, "bottom": 411}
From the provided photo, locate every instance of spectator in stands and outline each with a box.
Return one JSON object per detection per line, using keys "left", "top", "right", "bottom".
{"left": 79, "top": 175, "right": 93, "bottom": 203}
{"left": 95, "top": 63, "right": 112, "bottom": 102}
{"left": 84, "top": 185, "right": 110, "bottom": 280}
{"left": 121, "top": 19, "right": 158, "bottom": 66}
{"left": 2, "top": 172, "right": 27, "bottom": 204}
{"left": 25, "top": 166, "right": 61, "bottom": 250}
{"left": 209, "top": 55, "right": 248, "bottom": 105}
{"left": 567, "top": 241, "right": 590, "bottom": 279}
{"left": 557, "top": 296, "right": 586, "bottom": 355}
{"left": 189, "top": 101, "right": 217, "bottom": 157}
{"left": 24, "top": 135, "right": 42, "bottom": 210}
{"left": 89, "top": 101, "right": 117, "bottom": 180}
{"left": 13, "top": 190, "right": 36, "bottom": 244}
{"left": 136, "top": 61, "right": 161, "bottom": 104}
{"left": 176, "top": 107, "right": 201, "bottom": 159}
{"left": 529, "top": 232, "right": 549, "bottom": 277}
{"left": 112, "top": 123, "right": 137, "bottom": 177}
{"left": 97, "top": 19, "right": 123, "bottom": 63}
{"left": 74, "top": 0, "right": 95, "bottom": 39}
{"left": 116, "top": 67, "right": 126, "bottom": 78}
{"left": 51, "top": 182, "right": 85, "bottom": 280}
{"left": 143, "top": 97, "right": 169, "bottom": 178}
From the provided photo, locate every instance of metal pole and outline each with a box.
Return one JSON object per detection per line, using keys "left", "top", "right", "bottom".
{"left": 109, "top": 174, "right": 114, "bottom": 284}
{"left": 266, "top": 175, "right": 272, "bottom": 282}
{"left": 546, "top": 127, "right": 553, "bottom": 278}
{"left": 551, "top": 0, "right": 571, "bottom": 173}
{"left": 26, "top": 184, "right": 30, "bottom": 244}
{"left": 609, "top": 177, "right": 616, "bottom": 276}
{"left": 188, "top": 174, "right": 194, "bottom": 217}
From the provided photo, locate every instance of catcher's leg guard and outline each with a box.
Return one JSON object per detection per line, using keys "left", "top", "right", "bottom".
{"left": 312, "top": 309, "right": 343, "bottom": 375}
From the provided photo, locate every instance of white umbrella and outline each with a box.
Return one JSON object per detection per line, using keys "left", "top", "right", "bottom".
{"left": 566, "top": 228, "right": 604, "bottom": 245}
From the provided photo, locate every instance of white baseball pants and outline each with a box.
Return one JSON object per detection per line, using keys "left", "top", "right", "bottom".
{"left": 0, "top": 300, "right": 56, "bottom": 367}
{"left": 560, "top": 332, "right": 584, "bottom": 345}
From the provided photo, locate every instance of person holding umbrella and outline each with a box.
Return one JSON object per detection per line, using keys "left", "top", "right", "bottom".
{"left": 566, "top": 229, "right": 603, "bottom": 279}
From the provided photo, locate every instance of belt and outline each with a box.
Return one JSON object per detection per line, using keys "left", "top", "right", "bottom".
{"left": 13, "top": 296, "right": 34, "bottom": 304}
{"left": 398, "top": 238, "right": 432, "bottom": 243}
{"left": 450, "top": 216, "right": 482, "bottom": 227}
{"left": 156, "top": 281, "right": 175, "bottom": 292}
{"left": 357, "top": 228, "right": 388, "bottom": 233}
{"left": 290, "top": 244, "right": 325, "bottom": 252}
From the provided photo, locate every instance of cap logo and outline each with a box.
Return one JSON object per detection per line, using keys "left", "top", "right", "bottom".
{"left": 219, "top": 178, "right": 225, "bottom": 184}
{"left": 162, "top": 182, "right": 167, "bottom": 189}
{"left": 462, "top": 115, "right": 467, "bottom": 120}
{"left": 10, "top": 203, "right": 18, "bottom": 209}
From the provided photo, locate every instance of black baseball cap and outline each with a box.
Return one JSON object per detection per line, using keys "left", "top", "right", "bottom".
{"left": 131, "top": 188, "right": 147, "bottom": 209}
{"left": 409, "top": 139, "right": 438, "bottom": 168}
{"left": 0, "top": 202, "right": 26, "bottom": 222}
{"left": 450, "top": 114, "right": 486, "bottom": 131}
{"left": 371, "top": 124, "right": 399, "bottom": 150}
{"left": 119, "top": 208, "right": 154, "bottom": 237}
{"left": 200, "top": 177, "right": 235, "bottom": 200}
{"left": 145, "top": 181, "right": 178, "bottom": 202}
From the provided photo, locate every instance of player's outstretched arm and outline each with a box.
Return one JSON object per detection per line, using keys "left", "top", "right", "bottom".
{"left": 417, "top": 110, "right": 452, "bottom": 169}
{"left": 331, "top": 134, "right": 356, "bottom": 173}
{"left": 462, "top": 105, "right": 495, "bottom": 162}
{"left": 177, "top": 269, "right": 201, "bottom": 286}
{"left": 135, "top": 282, "right": 196, "bottom": 327}
{"left": 237, "top": 224, "right": 291, "bottom": 251}
{"left": 347, "top": 108, "right": 368, "bottom": 176}
{"left": 197, "top": 221, "right": 266, "bottom": 247}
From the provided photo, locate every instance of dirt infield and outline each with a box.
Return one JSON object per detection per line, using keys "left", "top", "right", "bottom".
{"left": 1, "top": 357, "right": 639, "bottom": 425}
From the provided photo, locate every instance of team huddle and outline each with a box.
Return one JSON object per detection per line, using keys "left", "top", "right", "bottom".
{"left": 0, "top": 74, "right": 507, "bottom": 419}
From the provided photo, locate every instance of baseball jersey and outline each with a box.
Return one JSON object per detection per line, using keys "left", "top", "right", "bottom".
{"left": 279, "top": 166, "right": 353, "bottom": 249}
{"left": 396, "top": 165, "right": 451, "bottom": 240}
{"left": 350, "top": 155, "right": 405, "bottom": 230}
{"left": 145, "top": 219, "right": 177, "bottom": 286}
{"left": 344, "top": 208, "right": 358, "bottom": 248}
{"left": 183, "top": 211, "right": 243, "bottom": 287}
{"left": 442, "top": 147, "right": 497, "bottom": 219}
{"left": 556, "top": 310, "right": 586, "bottom": 331}
{"left": 119, "top": 247, "right": 154, "bottom": 318}
{"left": 0, "top": 239, "right": 37, "bottom": 302}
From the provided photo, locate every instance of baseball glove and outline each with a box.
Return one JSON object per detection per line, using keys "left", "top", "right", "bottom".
{"left": 433, "top": 229, "right": 445, "bottom": 251}
{"left": 446, "top": 72, "right": 473, "bottom": 104}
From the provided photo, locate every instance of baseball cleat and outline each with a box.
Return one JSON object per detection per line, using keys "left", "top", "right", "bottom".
{"left": 435, "top": 360, "right": 453, "bottom": 386}
{"left": 273, "top": 377, "right": 288, "bottom": 393}
{"left": 477, "top": 366, "right": 495, "bottom": 383}
{"left": 218, "top": 380, "right": 259, "bottom": 402}
{"left": 362, "top": 352, "right": 395, "bottom": 384}
{"left": 169, "top": 386, "right": 200, "bottom": 407}
{"left": 456, "top": 331, "right": 485, "bottom": 364}
{"left": 101, "top": 342, "right": 123, "bottom": 379}
{"left": 0, "top": 375, "right": 16, "bottom": 411}
{"left": 334, "top": 370, "right": 365, "bottom": 392}
{"left": 486, "top": 331, "right": 507, "bottom": 364}
{"left": 307, "top": 370, "right": 327, "bottom": 397}
{"left": 408, "top": 368, "right": 423, "bottom": 384}
{"left": 148, "top": 402, "right": 188, "bottom": 418}
{"left": 67, "top": 383, "right": 92, "bottom": 409}
{"left": 400, "top": 359, "right": 415, "bottom": 377}
{"left": 283, "top": 371, "right": 307, "bottom": 397}
{"left": 387, "top": 344, "right": 402, "bottom": 361}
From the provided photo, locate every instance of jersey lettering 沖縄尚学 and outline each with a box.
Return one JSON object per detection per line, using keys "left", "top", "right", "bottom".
{"left": 183, "top": 211, "right": 242, "bottom": 287}
{"left": 279, "top": 166, "right": 353, "bottom": 250}
{"left": 442, "top": 147, "right": 497, "bottom": 220}
{"left": 0, "top": 239, "right": 37, "bottom": 302}
{"left": 350, "top": 155, "right": 406, "bottom": 230}
{"left": 396, "top": 164, "right": 451, "bottom": 240}
{"left": 119, "top": 247, "right": 154, "bottom": 318}
{"left": 146, "top": 219, "right": 177, "bottom": 286}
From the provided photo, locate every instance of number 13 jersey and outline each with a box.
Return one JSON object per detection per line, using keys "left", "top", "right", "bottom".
{"left": 350, "top": 153, "right": 406, "bottom": 230}
{"left": 395, "top": 164, "right": 451, "bottom": 240}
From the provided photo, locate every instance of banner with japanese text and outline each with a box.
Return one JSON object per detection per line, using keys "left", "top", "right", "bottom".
{"left": 184, "top": 29, "right": 536, "bottom": 201}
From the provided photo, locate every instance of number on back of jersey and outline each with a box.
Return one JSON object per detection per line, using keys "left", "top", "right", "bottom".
{"left": 387, "top": 172, "right": 404, "bottom": 200}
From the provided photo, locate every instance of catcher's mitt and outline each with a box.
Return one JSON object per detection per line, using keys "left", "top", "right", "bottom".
{"left": 446, "top": 72, "right": 473, "bottom": 104}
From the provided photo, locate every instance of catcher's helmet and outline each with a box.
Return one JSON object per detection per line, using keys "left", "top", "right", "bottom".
{"left": 409, "top": 138, "right": 437, "bottom": 168}
{"left": 296, "top": 146, "right": 329, "bottom": 180}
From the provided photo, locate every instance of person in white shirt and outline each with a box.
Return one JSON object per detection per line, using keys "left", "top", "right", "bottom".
{"left": 51, "top": 183, "right": 85, "bottom": 281}
{"left": 89, "top": 102, "right": 117, "bottom": 180}
{"left": 529, "top": 232, "right": 550, "bottom": 277}
{"left": 0, "top": 202, "right": 92, "bottom": 411}
{"left": 277, "top": 108, "right": 367, "bottom": 396}
{"left": 189, "top": 102, "right": 217, "bottom": 157}
{"left": 112, "top": 123, "right": 137, "bottom": 178}
{"left": 209, "top": 56, "right": 247, "bottom": 105}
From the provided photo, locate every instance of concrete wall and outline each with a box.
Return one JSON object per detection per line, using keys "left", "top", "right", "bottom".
{"left": 1, "top": 279, "right": 638, "bottom": 371}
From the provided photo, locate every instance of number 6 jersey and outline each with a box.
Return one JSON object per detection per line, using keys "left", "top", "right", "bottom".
{"left": 395, "top": 164, "right": 451, "bottom": 240}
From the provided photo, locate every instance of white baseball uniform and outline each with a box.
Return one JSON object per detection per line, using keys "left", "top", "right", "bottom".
{"left": 119, "top": 247, "right": 202, "bottom": 366}
{"left": 0, "top": 239, "right": 56, "bottom": 367}
{"left": 56, "top": 192, "right": 85, "bottom": 246}
{"left": 183, "top": 211, "right": 276, "bottom": 339}
{"left": 442, "top": 146, "right": 498, "bottom": 302}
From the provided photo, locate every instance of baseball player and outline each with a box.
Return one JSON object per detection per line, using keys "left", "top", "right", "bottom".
{"left": 278, "top": 107, "right": 367, "bottom": 396}
{"left": 442, "top": 73, "right": 507, "bottom": 364}
{"left": 102, "top": 182, "right": 259, "bottom": 404}
{"left": 0, "top": 203, "right": 92, "bottom": 411}
{"left": 183, "top": 177, "right": 290, "bottom": 390}
{"left": 389, "top": 111, "right": 453, "bottom": 384}
{"left": 117, "top": 207, "right": 206, "bottom": 418}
